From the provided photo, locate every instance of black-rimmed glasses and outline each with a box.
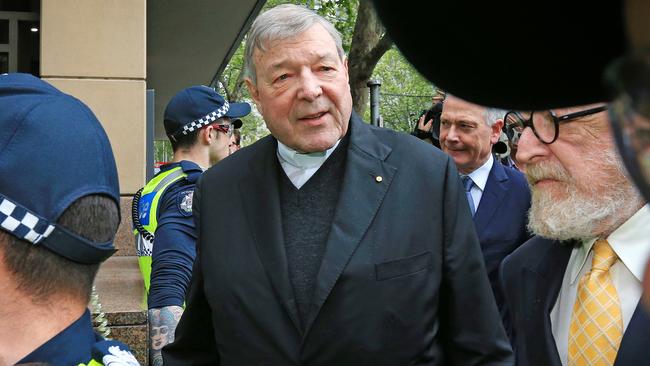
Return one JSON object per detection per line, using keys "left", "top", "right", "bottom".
{"left": 504, "top": 106, "right": 608, "bottom": 145}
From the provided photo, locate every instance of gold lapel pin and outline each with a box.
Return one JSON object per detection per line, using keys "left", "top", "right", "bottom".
{"left": 375, "top": 176, "right": 383, "bottom": 183}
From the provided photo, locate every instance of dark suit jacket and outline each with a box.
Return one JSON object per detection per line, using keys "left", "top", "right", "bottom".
{"left": 163, "top": 114, "right": 513, "bottom": 365}
{"left": 501, "top": 236, "right": 650, "bottom": 365}
{"left": 474, "top": 160, "right": 531, "bottom": 313}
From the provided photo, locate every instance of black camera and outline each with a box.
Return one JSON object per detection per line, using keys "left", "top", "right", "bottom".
{"left": 424, "top": 108, "right": 438, "bottom": 124}
{"left": 415, "top": 107, "right": 437, "bottom": 132}
{"left": 412, "top": 102, "right": 443, "bottom": 147}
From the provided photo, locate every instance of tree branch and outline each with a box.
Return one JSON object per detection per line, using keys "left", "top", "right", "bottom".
{"left": 366, "top": 34, "right": 393, "bottom": 65}
{"left": 230, "top": 66, "right": 247, "bottom": 101}
{"left": 218, "top": 77, "right": 231, "bottom": 101}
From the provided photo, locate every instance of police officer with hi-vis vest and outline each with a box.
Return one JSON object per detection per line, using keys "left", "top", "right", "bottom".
{"left": 132, "top": 85, "right": 250, "bottom": 365}
{"left": 0, "top": 73, "right": 139, "bottom": 365}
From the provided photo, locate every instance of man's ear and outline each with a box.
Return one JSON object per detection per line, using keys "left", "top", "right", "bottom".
{"left": 244, "top": 77, "right": 263, "bottom": 115}
{"left": 491, "top": 119, "right": 504, "bottom": 144}
{"left": 201, "top": 126, "right": 214, "bottom": 145}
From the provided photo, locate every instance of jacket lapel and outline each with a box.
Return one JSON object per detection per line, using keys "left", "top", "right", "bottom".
{"left": 522, "top": 238, "right": 573, "bottom": 366}
{"left": 239, "top": 136, "right": 302, "bottom": 334}
{"left": 473, "top": 160, "right": 508, "bottom": 235}
{"left": 615, "top": 302, "right": 650, "bottom": 365}
{"left": 302, "top": 114, "right": 396, "bottom": 336}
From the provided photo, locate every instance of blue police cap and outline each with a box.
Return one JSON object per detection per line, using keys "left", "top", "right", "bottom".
{"left": 0, "top": 73, "right": 120, "bottom": 264}
{"left": 164, "top": 85, "right": 251, "bottom": 141}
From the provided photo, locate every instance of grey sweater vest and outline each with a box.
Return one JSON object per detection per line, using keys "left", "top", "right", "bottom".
{"left": 279, "top": 136, "right": 348, "bottom": 329}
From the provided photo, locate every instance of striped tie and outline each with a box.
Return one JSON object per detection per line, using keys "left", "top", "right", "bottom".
{"left": 568, "top": 239, "right": 623, "bottom": 366}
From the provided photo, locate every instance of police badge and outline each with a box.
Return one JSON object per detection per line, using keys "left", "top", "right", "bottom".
{"left": 178, "top": 190, "right": 194, "bottom": 216}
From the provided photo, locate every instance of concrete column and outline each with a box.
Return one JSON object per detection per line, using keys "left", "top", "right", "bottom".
{"left": 40, "top": 0, "right": 147, "bottom": 194}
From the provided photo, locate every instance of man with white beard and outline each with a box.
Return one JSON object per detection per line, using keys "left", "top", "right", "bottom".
{"left": 500, "top": 105, "right": 650, "bottom": 366}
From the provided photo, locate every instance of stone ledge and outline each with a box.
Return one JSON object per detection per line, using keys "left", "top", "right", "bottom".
{"left": 110, "top": 324, "right": 147, "bottom": 366}
{"left": 94, "top": 255, "right": 147, "bottom": 365}
{"left": 95, "top": 256, "right": 145, "bottom": 318}
{"left": 106, "top": 310, "right": 147, "bottom": 327}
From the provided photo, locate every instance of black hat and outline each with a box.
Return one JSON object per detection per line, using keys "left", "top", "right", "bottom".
{"left": 372, "top": 0, "right": 626, "bottom": 110}
{"left": 164, "top": 86, "right": 250, "bottom": 140}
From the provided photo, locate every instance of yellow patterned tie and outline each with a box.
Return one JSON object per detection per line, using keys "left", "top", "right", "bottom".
{"left": 568, "top": 239, "right": 623, "bottom": 366}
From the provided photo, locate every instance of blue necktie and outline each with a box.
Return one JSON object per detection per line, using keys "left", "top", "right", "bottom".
{"left": 461, "top": 175, "right": 476, "bottom": 216}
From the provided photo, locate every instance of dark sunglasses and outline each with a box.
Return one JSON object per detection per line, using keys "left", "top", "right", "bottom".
{"left": 212, "top": 123, "right": 234, "bottom": 137}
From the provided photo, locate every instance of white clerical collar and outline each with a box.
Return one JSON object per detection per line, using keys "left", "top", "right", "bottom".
{"left": 276, "top": 140, "right": 340, "bottom": 170}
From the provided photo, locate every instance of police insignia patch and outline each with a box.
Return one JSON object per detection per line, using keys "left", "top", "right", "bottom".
{"left": 178, "top": 190, "right": 194, "bottom": 216}
{"left": 91, "top": 340, "right": 140, "bottom": 365}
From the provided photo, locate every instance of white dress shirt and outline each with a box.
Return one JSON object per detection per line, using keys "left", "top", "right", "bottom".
{"left": 465, "top": 154, "right": 493, "bottom": 210}
{"left": 550, "top": 205, "right": 650, "bottom": 365}
{"left": 276, "top": 140, "right": 340, "bottom": 189}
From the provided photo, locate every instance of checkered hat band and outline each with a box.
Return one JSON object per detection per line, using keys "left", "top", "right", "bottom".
{"left": 181, "top": 100, "right": 230, "bottom": 135}
{"left": 0, "top": 194, "right": 55, "bottom": 245}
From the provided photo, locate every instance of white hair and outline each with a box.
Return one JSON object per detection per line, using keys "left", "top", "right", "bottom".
{"left": 484, "top": 107, "right": 506, "bottom": 126}
{"left": 445, "top": 93, "right": 505, "bottom": 126}
{"left": 244, "top": 4, "right": 346, "bottom": 84}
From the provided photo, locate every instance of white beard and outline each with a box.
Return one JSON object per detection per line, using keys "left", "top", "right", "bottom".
{"left": 526, "top": 148, "right": 643, "bottom": 241}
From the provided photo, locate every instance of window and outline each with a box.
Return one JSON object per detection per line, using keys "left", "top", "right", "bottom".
{"left": 18, "top": 20, "right": 38, "bottom": 75}
{"left": 0, "top": 2, "right": 40, "bottom": 75}
{"left": 0, "top": 19, "right": 8, "bottom": 44}
{"left": 0, "top": 52, "right": 7, "bottom": 73}
{"left": 0, "top": 0, "right": 39, "bottom": 12}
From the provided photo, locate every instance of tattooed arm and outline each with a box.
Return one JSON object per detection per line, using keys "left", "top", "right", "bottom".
{"left": 147, "top": 187, "right": 197, "bottom": 366}
{"left": 149, "top": 305, "right": 183, "bottom": 366}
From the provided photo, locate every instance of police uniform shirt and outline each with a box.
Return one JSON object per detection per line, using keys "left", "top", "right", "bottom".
{"left": 17, "top": 310, "right": 137, "bottom": 365}
{"left": 148, "top": 160, "right": 203, "bottom": 309}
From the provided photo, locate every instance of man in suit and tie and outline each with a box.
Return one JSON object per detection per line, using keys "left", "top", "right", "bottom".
{"left": 438, "top": 95, "right": 531, "bottom": 315}
{"left": 163, "top": 4, "right": 512, "bottom": 365}
{"left": 501, "top": 106, "right": 649, "bottom": 365}
{"left": 374, "top": 0, "right": 650, "bottom": 340}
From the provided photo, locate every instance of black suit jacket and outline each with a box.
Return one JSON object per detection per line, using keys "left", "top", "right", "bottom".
{"left": 473, "top": 160, "right": 531, "bottom": 313}
{"left": 501, "top": 236, "right": 650, "bottom": 365}
{"left": 163, "top": 114, "right": 513, "bottom": 365}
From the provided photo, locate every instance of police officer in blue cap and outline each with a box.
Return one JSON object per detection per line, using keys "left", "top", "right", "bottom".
{"left": 131, "top": 85, "right": 250, "bottom": 366}
{"left": 0, "top": 73, "right": 139, "bottom": 365}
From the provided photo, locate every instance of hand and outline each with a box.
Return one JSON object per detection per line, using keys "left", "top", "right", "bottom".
{"left": 149, "top": 306, "right": 184, "bottom": 366}
{"left": 417, "top": 114, "right": 433, "bottom": 133}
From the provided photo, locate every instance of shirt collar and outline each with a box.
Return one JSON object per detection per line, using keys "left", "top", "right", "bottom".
{"left": 163, "top": 160, "right": 204, "bottom": 173}
{"left": 19, "top": 310, "right": 100, "bottom": 364}
{"left": 466, "top": 154, "right": 493, "bottom": 191}
{"left": 570, "top": 205, "right": 650, "bottom": 284}
{"left": 277, "top": 140, "right": 340, "bottom": 170}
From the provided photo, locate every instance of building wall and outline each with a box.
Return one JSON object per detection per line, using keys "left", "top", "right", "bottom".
{"left": 41, "top": 0, "right": 146, "bottom": 194}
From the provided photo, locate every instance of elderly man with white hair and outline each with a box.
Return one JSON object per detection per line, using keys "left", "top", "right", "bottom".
{"left": 163, "top": 4, "right": 512, "bottom": 365}
{"left": 501, "top": 105, "right": 649, "bottom": 365}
